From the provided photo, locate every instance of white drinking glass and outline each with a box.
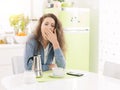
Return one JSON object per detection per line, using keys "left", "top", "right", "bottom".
{"left": 23, "top": 70, "right": 37, "bottom": 84}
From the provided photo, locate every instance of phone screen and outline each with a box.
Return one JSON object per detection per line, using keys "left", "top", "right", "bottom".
{"left": 66, "top": 72, "right": 84, "bottom": 77}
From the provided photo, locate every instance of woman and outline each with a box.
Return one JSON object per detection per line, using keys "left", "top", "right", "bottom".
{"left": 24, "top": 13, "right": 66, "bottom": 71}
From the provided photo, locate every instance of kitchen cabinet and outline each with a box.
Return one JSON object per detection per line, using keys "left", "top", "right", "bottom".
{"left": 0, "top": 44, "right": 25, "bottom": 65}
{"left": 0, "top": 44, "right": 25, "bottom": 90}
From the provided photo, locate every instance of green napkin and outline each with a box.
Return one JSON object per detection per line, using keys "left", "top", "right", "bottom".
{"left": 36, "top": 70, "right": 77, "bottom": 82}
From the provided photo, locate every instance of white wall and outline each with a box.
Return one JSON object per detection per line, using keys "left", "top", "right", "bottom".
{"left": 99, "top": 0, "right": 120, "bottom": 71}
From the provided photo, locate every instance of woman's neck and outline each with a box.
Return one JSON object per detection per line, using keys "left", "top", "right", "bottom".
{"left": 42, "top": 40, "right": 49, "bottom": 48}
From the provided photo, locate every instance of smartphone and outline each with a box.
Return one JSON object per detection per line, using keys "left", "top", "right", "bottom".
{"left": 66, "top": 71, "right": 84, "bottom": 77}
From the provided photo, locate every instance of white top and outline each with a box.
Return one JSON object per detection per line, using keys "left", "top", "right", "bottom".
{"left": 44, "top": 44, "right": 49, "bottom": 64}
{"left": 1, "top": 70, "right": 120, "bottom": 90}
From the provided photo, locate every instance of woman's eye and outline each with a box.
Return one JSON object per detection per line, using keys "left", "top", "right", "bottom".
{"left": 45, "top": 23, "right": 48, "bottom": 25}
{"left": 51, "top": 25, "right": 55, "bottom": 27}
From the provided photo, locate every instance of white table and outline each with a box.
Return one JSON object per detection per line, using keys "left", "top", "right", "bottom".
{"left": 1, "top": 70, "right": 120, "bottom": 90}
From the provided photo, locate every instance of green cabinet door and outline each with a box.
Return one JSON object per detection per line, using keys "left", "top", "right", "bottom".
{"left": 64, "top": 31, "right": 89, "bottom": 71}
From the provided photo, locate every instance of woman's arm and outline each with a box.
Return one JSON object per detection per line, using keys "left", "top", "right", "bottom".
{"left": 54, "top": 48, "right": 66, "bottom": 69}
{"left": 24, "top": 40, "right": 35, "bottom": 70}
{"left": 24, "top": 38, "right": 55, "bottom": 71}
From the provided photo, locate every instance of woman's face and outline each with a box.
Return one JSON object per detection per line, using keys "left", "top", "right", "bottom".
{"left": 41, "top": 17, "right": 55, "bottom": 40}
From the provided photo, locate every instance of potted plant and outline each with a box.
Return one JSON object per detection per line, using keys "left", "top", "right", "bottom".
{"left": 9, "top": 14, "right": 29, "bottom": 36}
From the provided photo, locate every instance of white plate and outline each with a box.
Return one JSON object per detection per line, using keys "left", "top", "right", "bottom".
{"left": 49, "top": 74, "right": 64, "bottom": 78}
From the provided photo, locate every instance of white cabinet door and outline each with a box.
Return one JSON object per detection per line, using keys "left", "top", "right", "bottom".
{"left": 0, "top": 45, "right": 25, "bottom": 65}
{"left": 0, "top": 45, "right": 25, "bottom": 90}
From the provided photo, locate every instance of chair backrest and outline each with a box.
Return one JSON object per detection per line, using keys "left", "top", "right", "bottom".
{"left": 103, "top": 61, "right": 120, "bottom": 79}
{"left": 11, "top": 56, "right": 25, "bottom": 74}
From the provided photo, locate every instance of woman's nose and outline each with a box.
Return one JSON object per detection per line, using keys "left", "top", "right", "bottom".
{"left": 48, "top": 26, "right": 52, "bottom": 30}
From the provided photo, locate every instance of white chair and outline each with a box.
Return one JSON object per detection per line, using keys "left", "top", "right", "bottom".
{"left": 11, "top": 56, "right": 25, "bottom": 74}
{"left": 103, "top": 61, "right": 120, "bottom": 79}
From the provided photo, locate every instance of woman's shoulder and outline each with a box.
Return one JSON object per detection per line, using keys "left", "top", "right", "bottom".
{"left": 27, "top": 33, "right": 35, "bottom": 39}
{"left": 26, "top": 33, "right": 37, "bottom": 44}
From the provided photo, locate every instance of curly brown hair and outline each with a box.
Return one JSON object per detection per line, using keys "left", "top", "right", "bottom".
{"left": 34, "top": 13, "right": 66, "bottom": 55}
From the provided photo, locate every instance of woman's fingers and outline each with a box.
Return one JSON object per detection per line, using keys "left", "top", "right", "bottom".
{"left": 44, "top": 29, "right": 58, "bottom": 44}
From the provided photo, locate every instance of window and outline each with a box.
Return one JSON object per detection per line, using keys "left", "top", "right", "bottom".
{"left": 0, "top": 0, "right": 30, "bottom": 32}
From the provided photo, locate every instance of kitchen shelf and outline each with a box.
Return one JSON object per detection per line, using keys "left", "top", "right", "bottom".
{"left": 0, "top": 44, "right": 25, "bottom": 49}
